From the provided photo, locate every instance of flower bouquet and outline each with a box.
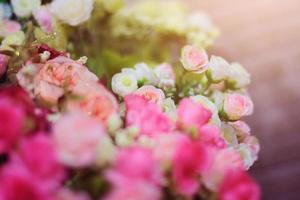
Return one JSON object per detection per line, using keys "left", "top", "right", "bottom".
{"left": 0, "top": 0, "right": 260, "bottom": 200}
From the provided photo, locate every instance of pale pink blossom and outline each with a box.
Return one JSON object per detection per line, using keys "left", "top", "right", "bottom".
{"left": 124, "top": 95, "right": 174, "bottom": 136}
{"left": 229, "top": 120, "right": 251, "bottom": 140}
{"left": 154, "top": 63, "right": 175, "bottom": 87}
{"left": 52, "top": 110, "right": 107, "bottom": 167}
{"left": 180, "top": 45, "right": 209, "bottom": 73}
{"left": 223, "top": 93, "right": 254, "bottom": 120}
{"left": 134, "top": 85, "right": 165, "bottom": 106}
{"left": 172, "top": 137, "right": 211, "bottom": 196}
{"left": 243, "top": 136, "right": 260, "bottom": 155}
{"left": 177, "top": 98, "right": 212, "bottom": 131}
{"left": 0, "top": 20, "right": 21, "bottom": 37}
{"left": 218, "top": 169, "right": 261, "bottom": 200}
{"left": 33, "top": 6, "right": 53, "bottom": 33}
{"left": 34, "top": 56, "right": 98, "bottom": 104}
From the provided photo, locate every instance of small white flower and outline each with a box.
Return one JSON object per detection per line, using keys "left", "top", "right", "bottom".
{"left": 162, "top": 97, "right": 177, "bottom": 120}
{"left": 111, "top": 72, "right": 138, "bottom": 97}
{"left": 134, "top": 63, "right": 158, "bottom": 85}
{"left": 221, "top": 122, "right": 238, "bottom": 147}
{"left": 50, "top": 0, "right": 93, "bottom": 26}
{"left": 208, "top": 55, "right": 230, "bottom": 82}
{"left": 154, "top": 63, "right": 175, "bottom": 87}
{"left": 228, "top": 62, "right": 251, "bottom": 88}
{"left": 11, "top": 0, "right": 41, "bottom": 18}
{"left": 210, "top": 90, "right": 224, "bottom": 111}
{"left": 191, "top": 95, "right": 221, "bottom": 127}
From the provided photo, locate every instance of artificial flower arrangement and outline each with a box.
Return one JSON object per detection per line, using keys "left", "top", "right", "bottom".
{"left": 0, "top": 0, "right": 260, "bottom": 200}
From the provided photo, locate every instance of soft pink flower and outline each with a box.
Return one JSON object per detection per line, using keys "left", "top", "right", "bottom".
{"left": 33, "top": 7, "right": 53, "bottom": 33}
{"left": 0, "top": 98, "right": 25, "bottom": 153}
{"left": 0, "top": 20, "right": 21, "bottom": 37}
{"left": 202, "top": 149, "right": 243, "bottom": 191}
{"left": 18, "top": 134, "right": 65, "bottom": 190}
{"left": 0, "top": 54, "right": 9, "bottom": 77}
{"left": 229, "top": 120, "right": 251, "bottom": 140}
{"left": 242, "top": 136, "right": 260, "bottom": 155}
{"left": 218, "top": 169, "right": 261, "bottom": 200}
{"left": 180, "top": 45, "right": 209, "bottom": 73}
{"left": 124, "top": 95, "right": 174, "bottom": 136}
{"left": 177, "top": 98, "right": 212, "bottom": 131}
{"left": 134, "top": 85, "right": 165, "bottom": 106}
{"left": 172, "top": 137, "right": 211, "bottom": 196}
{"left": 223, "top": 94, "right": 254, "bottom": 120}
{"left": 34, "top": 56, "right": 98, "bottom": 104}
{"left": 52, "top": 110, "right": 107, "bottom": 167}
{"left": 154, "top": 63, "right": 176, "bottom": 87}
{"left": 104, "top": 147, "right": 162, "bottom": 200}
{"left": 67, "top": 83, "right": 118, "bottom": 125}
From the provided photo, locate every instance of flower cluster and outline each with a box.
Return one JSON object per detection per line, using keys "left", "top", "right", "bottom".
{"left": 0, "top": 40, "right": 260, "bottom": 199}
{"left": 0, "top": 0, "right": 260, "bottom": 199}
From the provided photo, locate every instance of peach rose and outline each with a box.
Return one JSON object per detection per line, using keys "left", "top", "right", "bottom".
{"left": 133, "top": 85, "right": 165, "bottom": 106}
{"left": 67, "top": 83, "right": 118, "bottom": 125}
{"left": 34, "top": 56, "right": 98, "bottom": 104}
{"left": 180, "top": 45, "right": 209, "bottom": 73}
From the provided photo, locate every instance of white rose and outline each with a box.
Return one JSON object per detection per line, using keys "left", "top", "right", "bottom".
{"left": 208, "top": 55, "right": 230, "bottom": 82}
{"left": 134, "top": 63, "right": 158, "bottom": 85}
{"left": 11, "top": 0, "right": 41, "bottom": 18}
{"left": 228, "top": 62, "right": 251, "bottom": 88}
{"left": 111, "top": 72, "right": 138, "bottom": 97}
{"left": 50, "top": 0, "right": 93, "bottom": 26}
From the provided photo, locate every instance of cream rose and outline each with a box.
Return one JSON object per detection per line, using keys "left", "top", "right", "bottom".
{"left": 180, "top": 45, "right": 209, "bottom": 73}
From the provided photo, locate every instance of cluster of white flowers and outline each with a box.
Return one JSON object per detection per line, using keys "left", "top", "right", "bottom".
{"left": 112, "top": 62, "right": 176, "bottom": 98}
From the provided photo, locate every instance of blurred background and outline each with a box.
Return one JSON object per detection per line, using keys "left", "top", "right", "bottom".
{"left": 185, "top": 0, "right": 300, "bottom": 199}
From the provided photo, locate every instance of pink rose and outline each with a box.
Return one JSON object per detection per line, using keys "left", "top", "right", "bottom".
{"left": 180, "top": 45, "right": 209, "bottom": 73}
{"left": 198, "top": 124, "right": 226, "bottom": 148}
{"left": 172, "top": 137, "right": 211, "bottom": 196}
{"left": 0, "top": 54, "right": 9, "bottom": 77}
{"left": 134, "top": 85, "right": 165, "bottom": 106}
{"left": 104, "top": 147, "right": 162, "bottom": 200}
{"left": 124, "top": 95, "right": 174, "bottom": 136}
{"left": 52, "top": 110, "right": 107, "bottom": 167}
{"left": 223, "top": 93, "right": 254, "bottom": 120}
{"left": 218, "top": 169, "right": 261, "bottom": 200}
{"left": 0, "top": 20, "right": 21, "bottom": 37}
{"left": 34, "top": 56, "right": 98, "bottom": 104}
{"left": 33, "top": 7, "right": 54, "bottom": 33}
{"left": 202, "top": 149, "right": 243, "bottom": 191}
{"left": 67, "top": 83, "right": 118, "bottom": 125}
{"left": 177, "top": 98, "right": 212, "bottom": 131}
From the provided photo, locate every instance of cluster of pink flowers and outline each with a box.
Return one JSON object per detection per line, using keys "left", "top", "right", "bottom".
{"left": 0, "top": 43, "right": 260, "bottom": 200}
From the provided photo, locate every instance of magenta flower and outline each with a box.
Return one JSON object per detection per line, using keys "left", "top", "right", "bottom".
{"left": 177, "top": 98, "right": 212, "bottom": 131}
{"left": 218, "top": 169, "right": 261, "bottom": 200}
{"left": 0, "top": 98, "right": 25, "bottom": 153}
{"left": 172, "top": 137, "right": 211, "bottom": 196}
{"left": 18, "top": 134, "right": 65, "bottom": 190}
{"left": 124, "top": 95, "right": 174, "bottom": 136}
{"left": 105, "top": 147, "right": 163, "bottom": 200}
{"left": 0, "top": 54, "right": 9, "bottom": 78}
